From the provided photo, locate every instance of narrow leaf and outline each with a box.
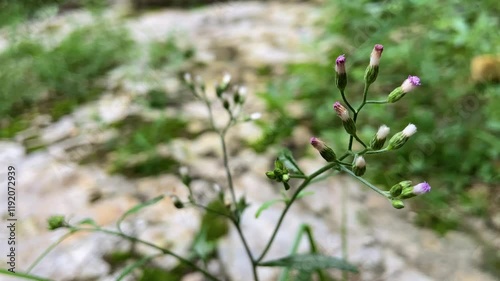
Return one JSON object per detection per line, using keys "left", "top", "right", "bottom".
{"left": 0, "top": 269, "right": 53, "bottom": 281}
{"left": 117, "top": 195, "right": 164, "bottom": 230}
{"left": 260, "top": 254, "right": 358, "bottom": 272}
{"left": 76, "top": 218, "right": 99, "bottom": 227}
{"left": 279, "top": 149, "right": 304, "bottom": 175}
{"left": 296, "top": 190, "right": 314, "bottom": 199}
{"left": 255, "top": 199, "right": 284, "bottom": 218}
{"left": 116, "top": 254, "right": 160, "bottom": 281}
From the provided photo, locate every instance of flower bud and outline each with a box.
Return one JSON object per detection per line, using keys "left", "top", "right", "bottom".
{"left": 370, "top": 125, "right": 390, "bottom": 150}
{"left": 391, "top": 199, "right": 405, "bottom": 209}
{"left": 222, "top": 99, "right": 230, "bottom": 110}
{"left": 170, "top": 195, "right": 184, "bottom": 209}
{"left": 400, "top": 181, "right": 431, "bottom": 199}
{"left": 335, "top": 54, "right": 347, "bottom": 91}
{"left": 47, "top": 215, "right": 66, "bottom": 230}
{"left": 364, "top": 44, "right": 383, "bottom": 85}
{"left": 387, "top": 75, "right": 421, "bottom": 103}
{"left": 234, "top": 86, "right": 247, "bottom": 104}
{"left": 310, "top": 137, "right": 336, "bottom": 162}
{"left": 389, "top": 180, "right": 411, "bottom": 197}
{"left": 387, "top": 124, "right": 417, "bottom": 150}
{"left": 266, "top": 171, "right": 276, "bottom": 180}
{"left": 352, "top": 156, "right": 366, "bottom": 176}
{"left": 333, "top": 102, "right": 356, "bottom": 135}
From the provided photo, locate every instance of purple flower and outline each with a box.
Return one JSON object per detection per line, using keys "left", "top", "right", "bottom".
{"left": 310, "top": 137, "right": 326, "bottom": 151}
{"left": 370, "top": 44, "right": 384, "bottom": 66}
{"left": 413, "top": 182, "right": 431, "bottom": 195}
{"left": 401, "top": 75, "right": 421, "bottom": 93}
{"left": 333, "top": 102, "right": 350, "bottom": 121}
{"left": 335, "top": 54, "right": 346, "bottom": 74}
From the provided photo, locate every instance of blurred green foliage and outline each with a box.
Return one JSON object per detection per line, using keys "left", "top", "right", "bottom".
{"left": 256, "top": 0, "right": 499, "bottom": 234}
{"left": 0, "top": 22, "right": 133, "bottom": 122}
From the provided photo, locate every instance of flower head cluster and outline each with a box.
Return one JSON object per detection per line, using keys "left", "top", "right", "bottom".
{"left": 389, "top": 181, "right": 431, "bottom": 208}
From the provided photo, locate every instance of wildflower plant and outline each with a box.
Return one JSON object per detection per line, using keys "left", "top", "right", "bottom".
{"left": 20, "top": 45, "right": 432, "bottom": 281}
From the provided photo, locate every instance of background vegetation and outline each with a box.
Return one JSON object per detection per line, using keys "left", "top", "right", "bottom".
{"left": 255, "top": 0, "right": 499, "bottom": 234}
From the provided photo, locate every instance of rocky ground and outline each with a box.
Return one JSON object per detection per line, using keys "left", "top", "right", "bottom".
{"left": 0, "top": 2, "right": 498, "bottom": 281}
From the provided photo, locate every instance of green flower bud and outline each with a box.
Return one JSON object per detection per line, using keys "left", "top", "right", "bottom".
{"left": 387, "top": 75, "right": 421, "bottom": 103}
{"left": 364, "top": 44, "right": 383, "bottom": 85}
{"left": 391, "top": 199, "right": 405, "bottom": 209}
{"left": 310, "top": 137, "right": 337, "bottom": 162}
{"left": 352, "top": 156, "right": 366, "bottom": 176}
{"left": 48, "top": 215, "right": 66, "bottom": 230}
{"left": 170, "top": 195, "right": 184, "bottom": 209}
{"left": 333, "top": 102, "right": 356, "bottom": 135}
{"left": 387, "top": 124, "right": 417, "bottom": 150}
{"left": 335, "top": 55, "right": 347, "bottom": 92}
{"left": 389, "top": 180, "right": 412, "bottom": 197}
{"left": 370, "top": 125, "right": 390, "bottom": 150}
{"left": 266, "top": 171, "right": 276, "bottom": 180}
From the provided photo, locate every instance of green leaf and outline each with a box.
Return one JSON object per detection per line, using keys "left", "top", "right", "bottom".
{"left": 260, "top": 254, "right": 358, "bottom": 273}
{"left": 278, "top": 149, "right": 304, "bottom": 175}
{"left": 117, "top": 195, "right": 164, "bottom": 230}
{"left": 255, "top": 199, "right": 284, "bottom": 218}
{"left": 296, "top": 190, "right": 314, "bottom": 199}
{"left": 0, "top": 269, "right": 53, "bottom": 281}
{"left": 117, "top": 254, "right": 160, "bottom": 281}
{"left": 76, "top": 218, "right": 99, "bottom": 227}
{"left": 274, "top": 158, "right": 285, "bottom": 171}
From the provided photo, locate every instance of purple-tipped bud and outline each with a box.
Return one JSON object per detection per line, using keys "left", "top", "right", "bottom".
{"left": 370, "top": 44, "right": 384, "bottom": 66}
{"left": 335, "top": 54, "right": 346, "bottom": 74}
{"left": 412, "top": 182, "right": 431, "bottom": 195}
{"left": 333, "top": 102, "right": 350, "bottom": 121}
{"left": 333, "top": 102, "right": 357, "bottom": 135}
{"left": 401, "top": 75, "right": 421, "bottom": 93}
{"left": 399, "top": 181, "right": 431, "bottom": 199}
{"left": 310, "top": 137, "right": 336, "bottom": 162}
{"left": 335, "top": 54, "right": 347, "bottom": 91}
{"left": 387, "top": 75, "right": 422, "bottom": 103}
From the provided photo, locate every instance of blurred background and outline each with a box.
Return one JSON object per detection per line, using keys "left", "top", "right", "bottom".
{"left": 0, "top": 0, "right": 498, "bottom": 280}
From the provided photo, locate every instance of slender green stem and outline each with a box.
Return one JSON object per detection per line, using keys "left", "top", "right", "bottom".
{"left": 0, "top": 269, "right": 52, "bottom": 281}
{"left": 256, "top": 162, "right": 339, "bottom": 262}
{"left": 188, "top": 202, "right": 233, "bottom": 220}
{"left": 340, "top": 89, "right": 356, "bottom": 114}
{"left": 339, "top": 165, "right": 389, "bottom": 197}
{"left": 232, "top": 220, "right": 259, "bottom": 281}
{"left": 365, "top": 148, "right": 388, "bottom": 155}
{"left": 338, "top": 151, "right": 352, "bottom": 161}
{"left": 290, "top": 174, "right": 307, "bottom": 179}
{"left": 348, "top": 84, "right": 370, "bottom": 150}
{"left": 353, "top": 134, "right": 367, "bottom": 148}
{"left": 27, "top": 231, "right": 75, "bottom": 273}
{"left": 72, "top": 226, "right": 221, "bottom": 281}
{"left": 366, "top": 100, "right": 388, "bottom": 104}
{"left": 219, "top": 129, "right": 238, "bottom": 214}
